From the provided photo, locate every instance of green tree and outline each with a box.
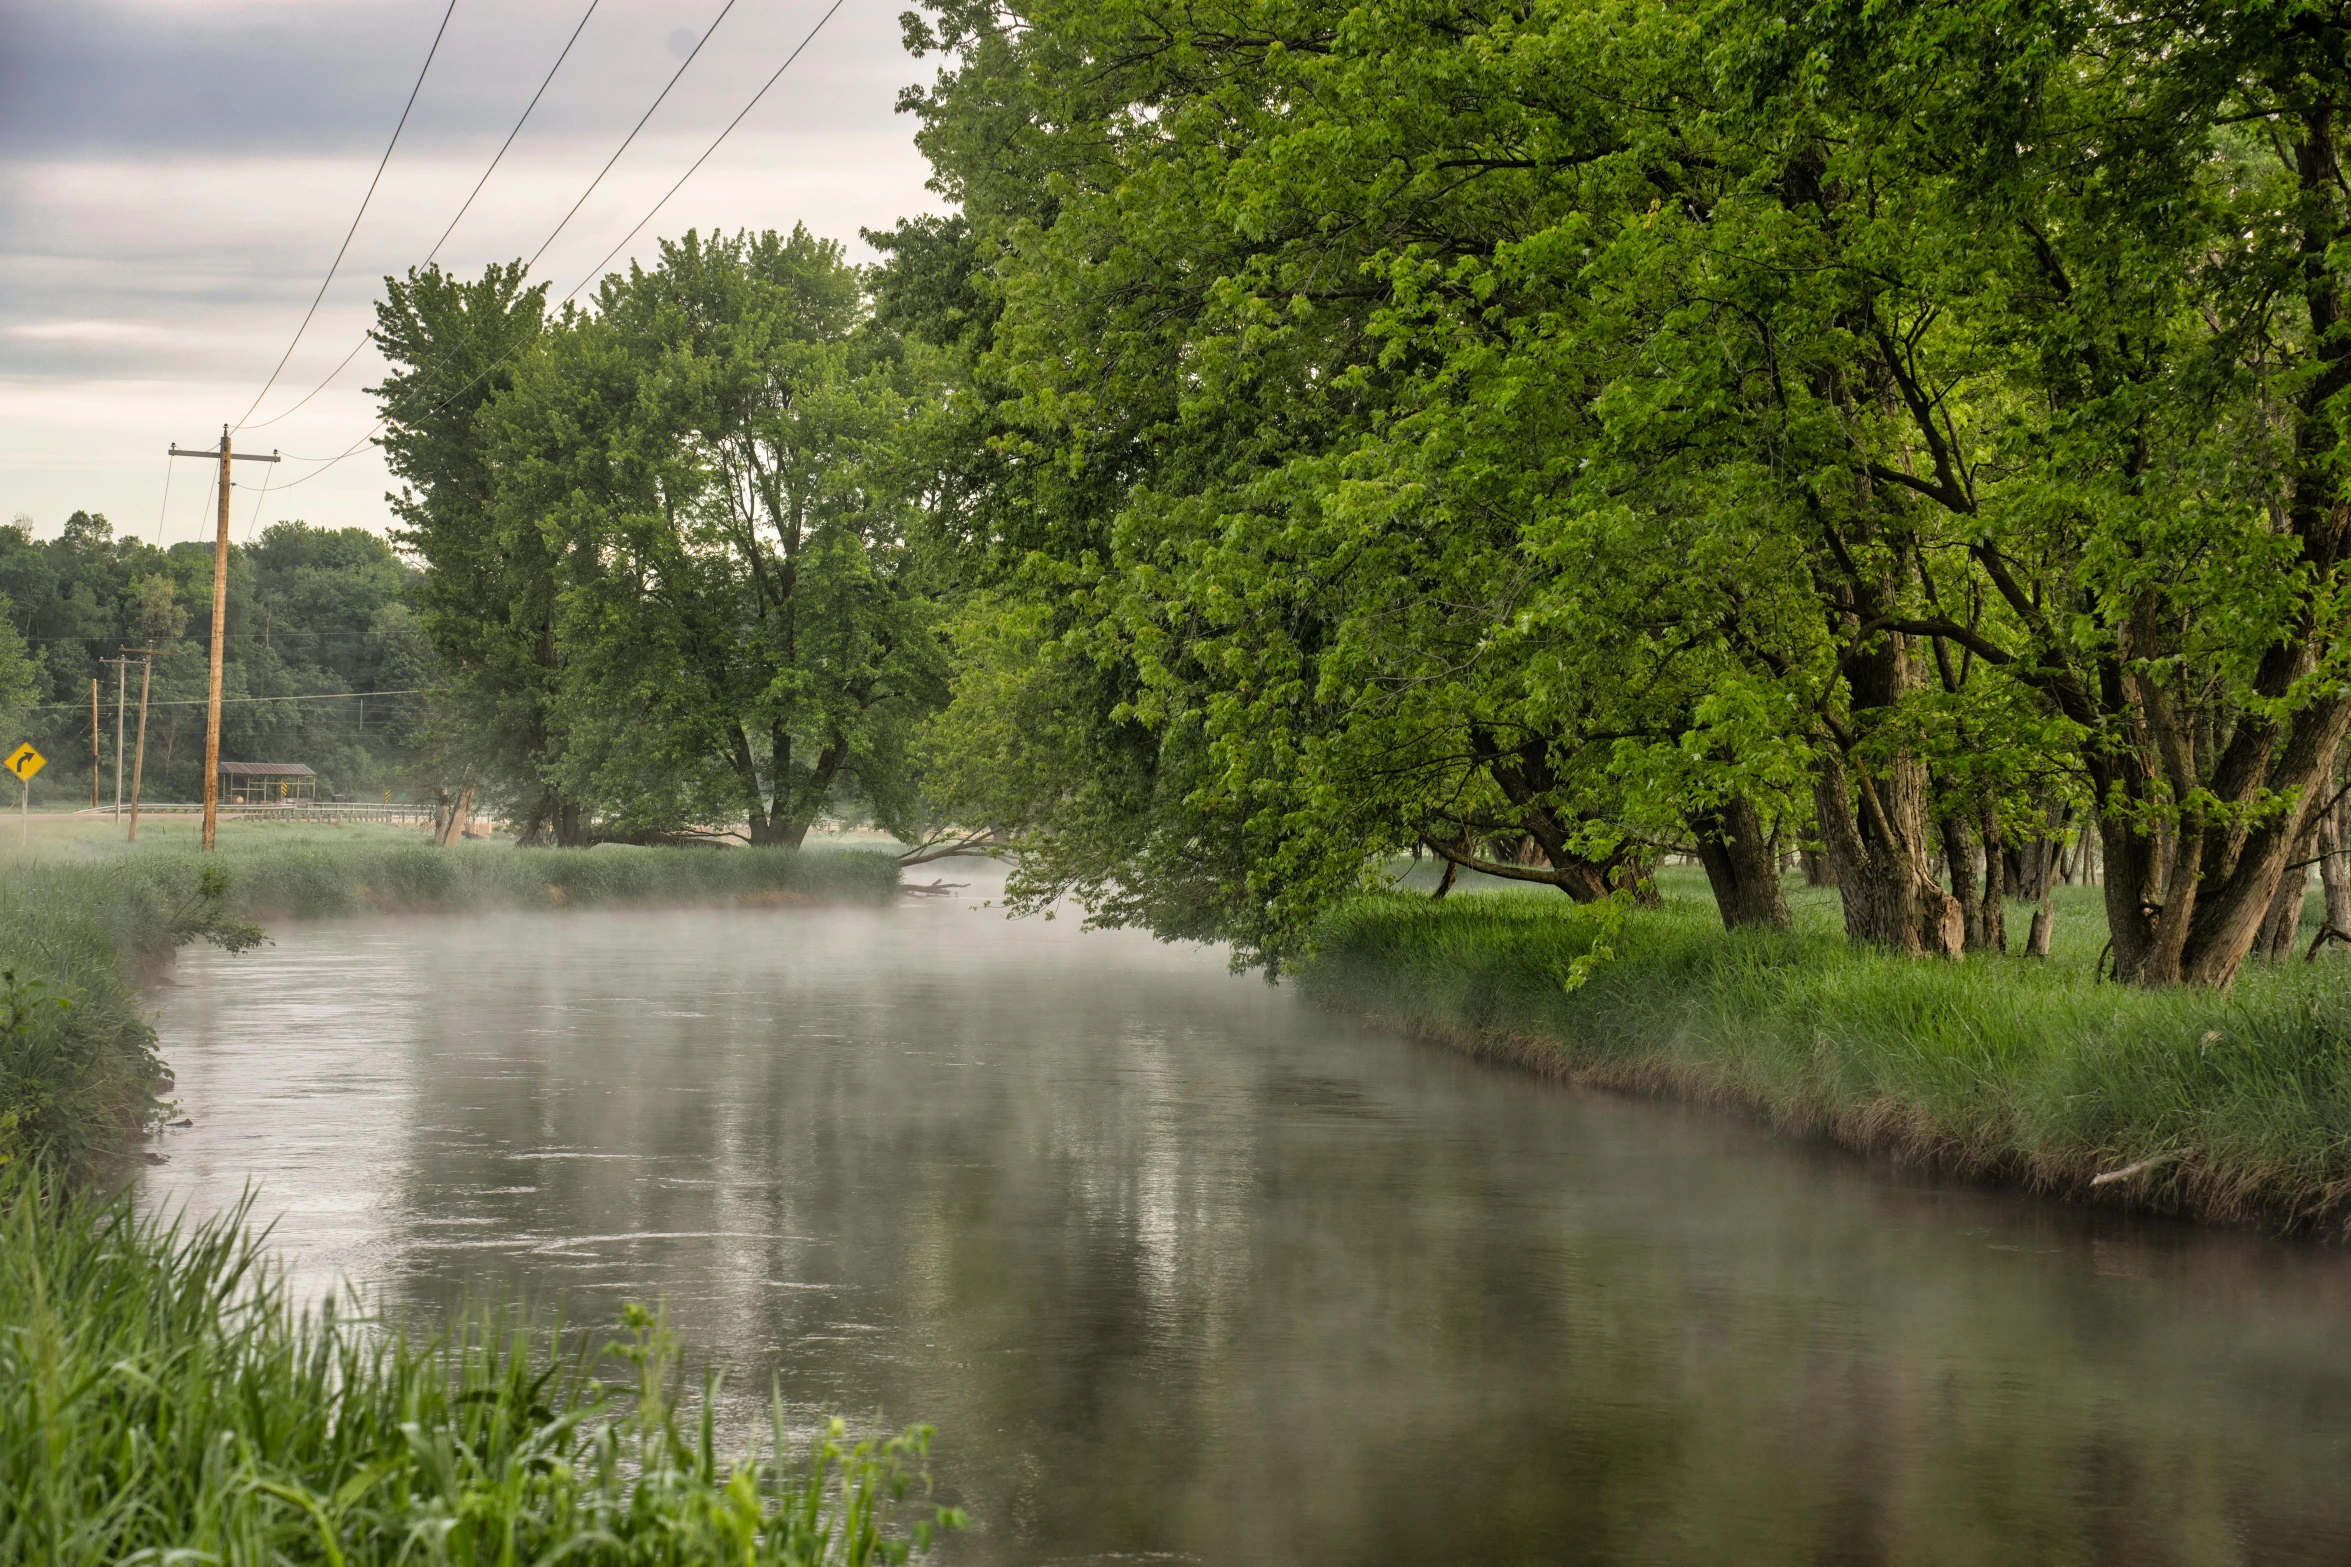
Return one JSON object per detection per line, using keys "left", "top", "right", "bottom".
{"left": 0, "top": 599, "right": 40, "bottom": 749}
{"left": 893, "top": 0, "right": 2351, "bottom": 989}
{"left": 373, "top": 260, "right": 569, "bottom": 837}
{"left": 0, "top": 511, "right": 428, "bottom": 804}
{"left": 472, "top": 229, "right": 952, "bottom": 845}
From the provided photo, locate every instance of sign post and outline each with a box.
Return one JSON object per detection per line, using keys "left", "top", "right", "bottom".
{"left": 5, "top": 744, "right": 47, "bottom": 847}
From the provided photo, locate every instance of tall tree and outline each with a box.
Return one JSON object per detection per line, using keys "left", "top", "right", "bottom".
{"left": 896, "top": 0, "right": 2351, "bottom": 987}
{"left": 485, "top": 229, "right": 951, "bottom": 845}
{"left": 373, "top": 261, "right": 570, "bottom": 838}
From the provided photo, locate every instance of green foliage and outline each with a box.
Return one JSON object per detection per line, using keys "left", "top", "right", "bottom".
{"left": 0, "top": 1173, "right": 962, "bottom": 1564}
{"left": 888, "top": 0, "right": 2351, "bottom": 982}
{"left": 375, "top": 261, "right": 559, "bottom": 832}
{"left": 0, "top": 857, "right": 268, "bottom": 1176}
{"left": 0, "top": 596, "right": 43, "bottom": 745}
{"left": 0, "top": 514, "right": 434, "bottom": 804}
{"left": 1305, "top": 883, "right": 2351, "bottom": 1230}
{"left": 381, "top": 232, "right": 954, "bottom": 848}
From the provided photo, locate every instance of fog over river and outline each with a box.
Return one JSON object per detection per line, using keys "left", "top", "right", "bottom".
{"left": 142, "top": 865, "right": 2351, "bottom": 1565}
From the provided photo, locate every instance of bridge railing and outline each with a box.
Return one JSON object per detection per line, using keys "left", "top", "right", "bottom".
{"left": 72, "top": 802, "right": 440, "bottom": 825}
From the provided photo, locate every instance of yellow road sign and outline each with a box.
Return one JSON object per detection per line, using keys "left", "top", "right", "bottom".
{"left": 4, "top": 743, "right": 45, "bottom": 781}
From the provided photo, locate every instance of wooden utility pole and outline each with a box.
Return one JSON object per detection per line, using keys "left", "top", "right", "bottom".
{"left": 89, "top": 678, "right": 100, "bottom": 807}
{"left": 100, "top": 657, "right": 129, "bottom": 821}
{"left": 167, "top": 428, "right": 278, "bottom": 850}
{"left": 122, "top": 647, "right": 174, "bottom": 844}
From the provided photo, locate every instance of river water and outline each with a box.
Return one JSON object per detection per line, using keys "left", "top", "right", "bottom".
{"left": 142, "top": 875, "right": 2351, "bottom": 1565}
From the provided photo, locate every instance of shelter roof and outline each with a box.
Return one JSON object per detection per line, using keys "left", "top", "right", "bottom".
{"left": 218, "top": 762, "right": 316, "bottom": 778}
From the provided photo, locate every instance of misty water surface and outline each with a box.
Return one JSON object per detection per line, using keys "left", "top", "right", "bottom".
{"left": 142, "top": 868, "right": 2351, "bottom": 1565}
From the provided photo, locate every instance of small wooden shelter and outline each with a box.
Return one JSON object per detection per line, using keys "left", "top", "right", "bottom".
{"left": 220, "top": 761, "right": 318, "bottom": 804}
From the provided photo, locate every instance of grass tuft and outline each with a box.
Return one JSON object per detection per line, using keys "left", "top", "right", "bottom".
{"left": 0, "top": 1169, "right": 961, "bottom": 1564}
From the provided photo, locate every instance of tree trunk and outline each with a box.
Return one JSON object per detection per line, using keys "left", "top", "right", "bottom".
{"left": 2257, "top": 808, "right": 2323, "bottom": 962}
{"left": 1813, "top": 632, "right": 1964, "bottom": 958}
{"left": 1690, "top": 796, "right": 1792, "bottom": 931}
{"left": 1422, "top": 829, "right": 1627, "bottom": 902}
{"left": 2321, "top": 787, "right": 2351, "bottom": 942}
{"left": 1939, "top": 810, "right": 1985, "bottom": 951}
{"left": 761, "top": 730, "right": 851, "bottom": 850}
{"left": 1977, "top": 797, "right": 2008, "bottom": 953}
{"left": 553, "top": 798, "right": 592, "bottom": 848}
{"left": 1450, "top": 728, "right": 1653, "bottom": 902}
{"left": 2098, "top": 688, "right": 2351, "bottom": 987}
{"left": 1430, "top": 856, "right": 1458, "bottom": 901}
{"left": 2026, "top": 885, "right": 2055, "bottom": 957}
{"left": 1799, "top": 848, "right": 1836, "bottom": 887}
{"left": 434, "top": 787, "right": 475, "bottom": 847}
{"left": 1816, "top": 752, "right": 1964, "bottom": 956}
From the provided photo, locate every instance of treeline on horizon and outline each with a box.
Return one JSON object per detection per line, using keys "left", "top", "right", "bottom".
{"left": 0, "top": 514, "right": 432, "bottom": 805}
{"left": 374, "top": 0, "right": 2351, "bottom": 991}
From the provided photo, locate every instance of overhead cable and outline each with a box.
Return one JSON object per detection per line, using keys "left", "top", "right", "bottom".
{"left": 525, "top": 0, "right": 746, "bottom": 273}
{"left": 152, "top": 455, "right": 175, "bottom": 547}
{"left": 29, "top": 688, "right": 435, "bottom": 713}
{"left": 243, "top": 0, "right": 609, "bottom": 434}
{"left": 234, "top": 0, "right": 463, "bottom": 432}
{"left": 270, "top": 0, "right": 846, "bottom": 496}
{"left": 563, "top": 0, "right": 850, "bottom": 296}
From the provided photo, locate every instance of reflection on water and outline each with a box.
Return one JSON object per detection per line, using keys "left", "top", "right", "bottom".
{"left": 144, "top": 872, "right": 2351, "bottom": 1565}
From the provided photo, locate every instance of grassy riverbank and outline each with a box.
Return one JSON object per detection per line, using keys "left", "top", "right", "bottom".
{"left": 0, "top": 1171, "right": 958, "bottom": 1563}
{"left": 194, "top": 832, "right": 902, "bottom": 918}
{"left": 0, "top": 833, "right": 899, "bottom": 1173}
{"left": 1302, "top": 886, "right": 2351, "bottom": 1233}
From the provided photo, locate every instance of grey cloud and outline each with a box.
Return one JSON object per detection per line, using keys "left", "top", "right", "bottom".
{"left": 0, "top": 0, "right": 919, "bottom": 157}
{"left": 0, "top": 0, "right": 946, "bottom": 536}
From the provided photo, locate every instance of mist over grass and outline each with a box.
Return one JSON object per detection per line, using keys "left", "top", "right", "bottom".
{"left": 0, "top": 1171, "right": 960, "bottom": 1564}
{"left": 1305, "top": 877, "right": 2351, "bottom": 1233}
{"left": 195, "top": 833, "right": 902, "bottom": 918}
{"left": 0, "top": 828, "right": 899, "bottom": 1174}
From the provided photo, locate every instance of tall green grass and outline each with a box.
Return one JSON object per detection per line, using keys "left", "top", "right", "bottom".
{"left": 0, "top": 1172, "right": 961, "bottom": 1564}
{"left": 194, "top": 837, "right": 901, "bottom": 919}
{"left": 0, "top": 838, "right": 899, "bottom": 1173}
{"left": 0, "top": 860, "right": 262, "bottom": 1175}
{"left": 1303, "top": 888, "right": 2351, "bottom": 1231}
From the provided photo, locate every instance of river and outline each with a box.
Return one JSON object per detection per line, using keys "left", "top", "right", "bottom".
{"left": 142, "top": 871, "right": 2351, "bottom": 1565}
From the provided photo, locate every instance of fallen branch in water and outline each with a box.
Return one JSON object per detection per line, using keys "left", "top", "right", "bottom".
{"left": 2090, "top": 1151, "right": 2186, "bottom": 1187}
{"left": 899, "top": 828, "right": 1002, "bottom": 867}
{"left": 899, "top": 880, "right": 970, "bottom": 897}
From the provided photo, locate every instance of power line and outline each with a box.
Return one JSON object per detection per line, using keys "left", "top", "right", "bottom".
{"left": 29, "top": 688, "right": 433, "bottom": 713}
{"left": 168, "top": 467, "right": 218, "bottom": 548}
{"left": 270, "top": 0, "right": 848, "bottom": 496}
{"left": 270, "top": 0, "right": 756, "bottom": 492}
{"left": 242, "top": 0, "right": 609, "bottom": 434}
{"left": 427, "top": 0, "right": 610, "bottom": 269}
{"left": 565, "top": 0, "right": 849, "bottom": 294}
{"left": 18, "top": 630, "right": 382, "bottom": 644}
{"left": 239, "top": 339, "right": 375, "bottom": 436}
{"left": 523, "top": 0, "right": 744, "bottom": 274}
{"left": 152, "top": 454, "right": 175, "bottom": 547}
{"left": 233, "top": 0, "right": 461, "bottom": 432}
{"left": 243, "top": 452, "right": 277, "bottom": 542}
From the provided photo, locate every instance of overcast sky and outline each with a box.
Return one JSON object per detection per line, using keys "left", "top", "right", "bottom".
{"left": 0, "top": 0, "right": 944, "bottom": 545}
